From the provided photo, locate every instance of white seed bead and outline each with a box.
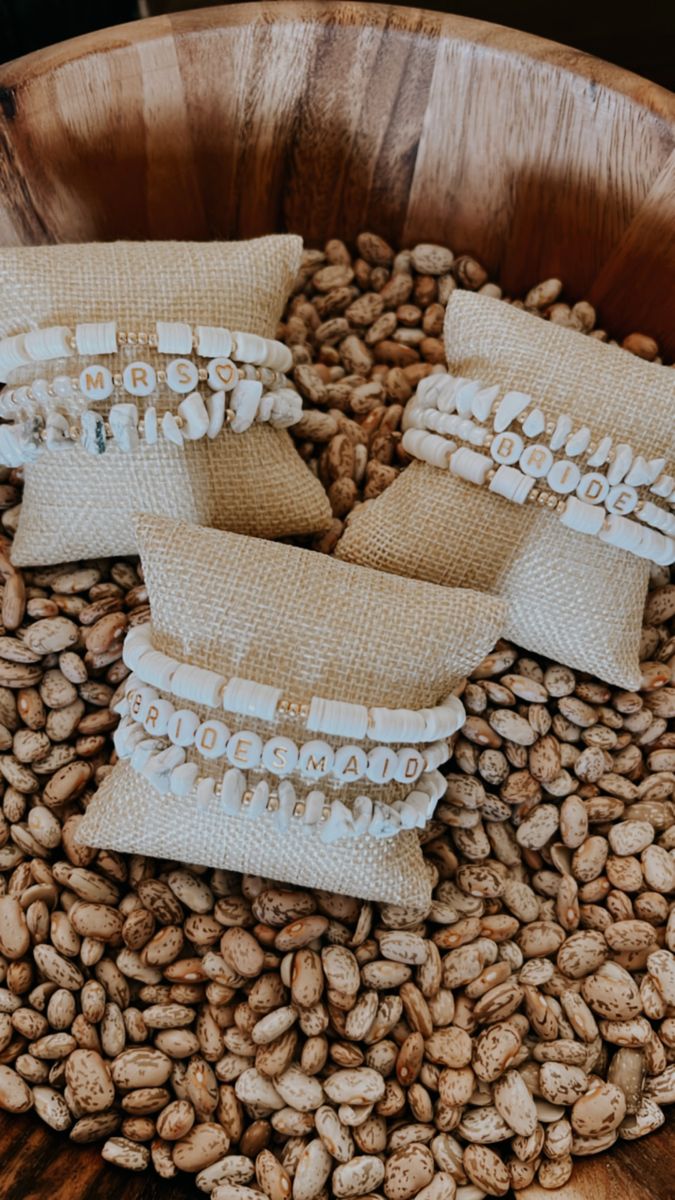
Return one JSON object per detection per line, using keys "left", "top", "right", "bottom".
{"left": 577, "top": 471, "right": 610, "bottom": 505}
{"left": 143, "top": 698, "right": 173, "bottom": 737}
{"left": 167, "top": 709, "right": 201, "bottom": 747}
{"left": 395, "top": 749, "right": 425, "bottom": 784}
{"left": 226, "top": 731, "right": 263, "bottom": 769}
{"left": 74, "top": 322, "right": 117, "bottom": 356}
{"left": 547, "top": 459, "right": 581, "bottom": 495}
{"left": 197, "top": 326, "right": 233, "bottom": 358}
{"left": 491, "top": 432, "right": 524, "bottom": 466}
{"left": 79, "top": 364, "right": 114, "bottom": 401}
{"left": 365, "top": 746, "right": 399, "bottom": 784}
{"left": 156, "top": 321, "right": 192, "bottom": 355}
{"left": 222, "top": 678, "right": 282, "bottom": 721}
{"left": 195, "top": 719, "right": 230, "bottom": 760}
{"left": 262, "top": 736, "right": 298, "bottom": 776}
{"left": 560, "top": 496, "right": 606, "bottom": 536}
{"left": 122, "top": 362, "right": 156, "bottom": 397}
{"left": 520, "top": 443, "right": 553, "bottom": 478}
{"left": 606, "top": 484, "right": 638, "bottom": 515}
{"left": 307, "top": 697, "right": 369, "bottom": 740}
{"left": 333, "top": 745, "right": 368, "bottom": 782}
{"left": 298, "top": 740, "right": 334, "bottom": 779}
{"left": 171, "top": 663, "right": 225, "bottom": 708}
{"left": 166, "top": 358, "right": 199, "bottom": 394}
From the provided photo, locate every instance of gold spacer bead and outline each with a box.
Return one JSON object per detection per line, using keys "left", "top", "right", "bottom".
{"left": 157, "top": 370, "right": 167, "bottom": 384}
{"left": 198, "top": 367, "right": 208, "bottom": 381}
{"left": 320, "top": 805, "right": 331, "bottom": 822}
{"left": 267, "top": 793, "right": 279, "bottom": 812}
{"left": 118, "top": 332, "right": 127, "bottom": 345}
{"left": 537, "top": 492, "right": 549, "bottom": 506}
{"left": 225, "top": 409, "right": 235, "bottom": 425}
{"left": 113, "top": 373, "right": 123, "bottom": 387}
{"left": 486, "top": 468, "right": 496, "bottom": 483}
{"left": 528, "top": 488, "right": 540, "bottom": 503}
{"left": 148, "top": 333, "right": 158, "bottom": 348}
{"left": 293, "top": 802, "right": 305, "bottom": 819}
{"left": 138, "top": 332, "right": 148, "bottom": 346}
{"left": 242, "top": 789, "right": 253, "bottom": 807}
{"left": 547, "top": 495, "right": 558, "bottom": 509}
{"left": 555, "top": 500, "right": 567, "bottom": 515}
{"left": 127, "top": 331, "right": 137, "bottom": 345}
{"left": 277, "top": 699, "right": 289, "bottom": 716}
{"left": 68, "top": 335, "right": 77, "bottom": 351}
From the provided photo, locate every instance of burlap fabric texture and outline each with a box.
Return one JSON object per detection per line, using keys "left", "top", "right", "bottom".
{"left": 0, "top": 239, "right": 331, "bottom": 566}
{"left": 79, "top": 513, "right": 505, "bottom": 906}
{"left": 337, "top": 291, "right": 675, "bottom": 689}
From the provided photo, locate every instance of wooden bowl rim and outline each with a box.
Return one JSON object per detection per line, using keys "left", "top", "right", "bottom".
{"left": 1, "top": 0, "right": 674, "bottom": 129}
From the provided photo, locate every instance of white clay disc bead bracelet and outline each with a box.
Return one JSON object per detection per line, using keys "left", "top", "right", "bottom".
{"left": 113, "top": 715, "right": 446, "bottom": 843}
{"left": 0, "top": 382, "right": 303, "bottom": 467}
{"left": 122, "top": 624, "right": 467, "bottom": 744}
{"left": 0, "top": 360, "right": 288, "bottom": 418}
{"left": 402, "top": 372, "right": 675, "bottom": 566}
{"left": 0, "top": 321, "right": 293, "bottom": 382}
{"left": 116, "top": 681, "right": 450, "bottom": 784}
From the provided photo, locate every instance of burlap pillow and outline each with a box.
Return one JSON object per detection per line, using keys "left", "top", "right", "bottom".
{"left": 337, "top": 292, "right": 675, "bottom": 689}
{"left": 0, "top": 239, "right": 331, "bottom": 565}
{"left": 78, "top": 513, "right": 504, "bottom": 906}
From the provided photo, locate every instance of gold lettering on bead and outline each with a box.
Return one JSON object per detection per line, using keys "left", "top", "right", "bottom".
{"left": 523, "top": 446, "right": 548, "bottom": 471}
{"left": 199, "top": 726, "right": 217, "bottom": 752}
{"left": 611, "top": 489, "right": 633, "bottom": 514}
{"left": 272, "top": 745, "right": 288, "bottom": 769}
{"left": 215, "top": 361, "right": 236, "bottom": 387}
{"left": 579, "top": 476, "right": 604, "bottom": 501}
{"left": 404, "top": 756, "right": 419, "bottom": 779}
{"left": 130, "top": 365, "right": 149, "bottom": 390}
{"left": 233, "top": 737, "right": 252, "bottom": 763}
{"left": 342, "top": 755, "right": 360, "bottom": 777}
{"left": 82, "top": 368, "right": 106, "bottom": 392}
{"left": 145, "top": 705, "right": 159, "bottom": 730}
{"left": 176, "top": 361, "right": 193, "bottom": 385}
{"left": 131, "top": 693, "right": 142, "bottom": 716}
{"left": 306, "top": 752, "right": 328, "bottom": 773}
{"left": 496, "top": 435, "right": 515, "bottom": 458}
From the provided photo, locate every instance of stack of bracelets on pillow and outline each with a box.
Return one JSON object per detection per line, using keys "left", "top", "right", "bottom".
{"left": 0, "top": 319, "right": 300, "bottom": 465}
{"left": 402, "top": 372, "right": 675, "bottom": 567}
{"left": 113, "top": 622, "right": 467, "bottom": 844}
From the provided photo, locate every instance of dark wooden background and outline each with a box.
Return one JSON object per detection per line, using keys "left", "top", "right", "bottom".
{"left": 1, "top": 0, "right": 674, "bottom": 89}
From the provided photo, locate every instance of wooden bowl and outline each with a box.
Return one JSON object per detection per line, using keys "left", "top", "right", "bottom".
{"left": 0, "top": 4, "right": 674, "bottom": 1198}
{"left": 0, "top": 1, "right": 674, "bottom": 352}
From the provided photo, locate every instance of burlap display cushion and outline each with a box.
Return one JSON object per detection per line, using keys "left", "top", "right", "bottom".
{"left": 0, "top": 239, "right": 331, "bottom": 565}
{"left": 78, "top": 513, "right": 505, "bottom": 905}
{"left": 337, "top": 292, "right": 675, "bottom": 689}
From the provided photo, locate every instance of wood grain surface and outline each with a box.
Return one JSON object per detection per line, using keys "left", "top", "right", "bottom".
{"left": 0, "top": 3, "right": 674, "bottom": 1196}
{"left": 0, "top": 2, "right": 674, "bottom": 351}
{"left": 1, "top": 1107, "right": 674, "bottom": 1199}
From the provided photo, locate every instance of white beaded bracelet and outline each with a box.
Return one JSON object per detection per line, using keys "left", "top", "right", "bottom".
{"left": 113, "top": 715, "right": 446, "bottom": 843}
{"left": 403, "top": 372, "right": 675, "bottom": 566}
{"left": 122, "top": 624, "right": 467, "bottom": 745}
{"left": 0, "top": 322, "right": 293, "bottom": 382}
{"left": 116, "top": 680, "right": 451, "bottom": 784}
{"left": 0, "top": 382, "right": 303, "bottom": 466}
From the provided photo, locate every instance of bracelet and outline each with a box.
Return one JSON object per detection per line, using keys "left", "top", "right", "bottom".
{"left": 0, "top": 322, "right": 293, "bottom": 381}
{"left": 113, "top": 715, "right": 446, "bottom": 843}
{"left": 403, "top": 373, "right": 675, "bottom": 566}
{"left": 122, "top": 624, "right": 467, "bottom": 745}
{"left": 116, "top": 680, "right": 451, "bottom": 784}
{"left": 0, "top": 383, "right": 303, "bottom": 466}
{"left": 0, "top": 361, "right": 289, "bottom": 418}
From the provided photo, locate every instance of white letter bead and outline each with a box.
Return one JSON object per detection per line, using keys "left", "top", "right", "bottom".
{"left": 262, "top": 736, "right": 298, "bottom": 776}
{"left": 490, "top": 432, "right": 524, "bottom": 465}
{"left": 207, "top": 357, "right": 238, "bottom": 391}
{"left": 167, "top": 708, "right": 200, "bottom": 747}
{"left": 577, "top": 472, "right": 610, "bottom": 505}
{"left": 74, "top": 322, "right": 117, "bottom": 356}
{"left": 547, "top": 460, "right": 581, "bottom": 494}
{"left": 298, "top": 740, "right": 334, "bottom": 779}
{"left": 135, "top": 687, "right": 158, "bottom": 723}
{"left": 606, "top": 484, "right": 638, "bottom": 515}
{"left": 366, "top": 746, "right": 398, "bottom": 784}
{"left": 79, "top": 364, "right": 114, "bottom": 401}
{"left": 166, "top": 358, "right": 199, "bottom": 393}
{"left": 395, "top": 749, "right": 425, "bottom": 784}
{"left": 333, "top": 745, "right": 368, "bottom": 782}
{"left": 519, "top": 443, "right": 553, "bottom": 478}
{"left": 143, "top": 699, "right": 173, "bottom": 737}
{"left": 197, "top": 326, "right": 232, "bottom": 359}
{"left": 195, "top": 719, "right": 230, "bottom": 759}
{"left": 156, "top": 321, "right": 193, "bottom": 355}
{"left": 226, "top": 731, "right": 263, "bottom": 769}
{"left": 123, "top": 361, "right": 156, "bottom": 397}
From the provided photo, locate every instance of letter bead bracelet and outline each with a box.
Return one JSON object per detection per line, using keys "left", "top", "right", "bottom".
{"left": 115, "top": 623, "right": 467, "bottom": 842}
{"left": 402, "top": 373, "right": 675, "bottom": 566}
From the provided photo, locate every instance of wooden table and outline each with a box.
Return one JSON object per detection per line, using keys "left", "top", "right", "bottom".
{"left": 1, "top": 1108, "right": 674, "bottom": 1200}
